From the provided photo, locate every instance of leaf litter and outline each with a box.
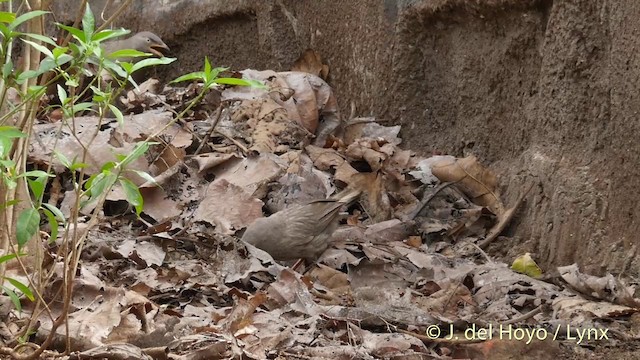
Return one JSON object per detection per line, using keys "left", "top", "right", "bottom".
{"left": 14, "top": 52, "right": 640, "bottom": 359}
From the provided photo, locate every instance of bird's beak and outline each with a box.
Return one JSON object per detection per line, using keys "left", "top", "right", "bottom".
{"left": 149, "top": 43, "right": 169, "bottom": 57}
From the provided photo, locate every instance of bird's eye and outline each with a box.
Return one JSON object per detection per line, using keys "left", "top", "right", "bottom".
{"left": 146, "top": 38, "right": 151, "bottom": 42}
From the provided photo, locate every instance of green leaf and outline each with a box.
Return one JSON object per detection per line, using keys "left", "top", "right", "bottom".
{"left": 0, "top": 127, "right": 22, "bottom": 157}
{"left": 23, "top": 33, "right": 57, "bottom": 47}
{"left": 100, "top": 161, "right": 117, "bottom": 172}
{"left": 3, "top": 177, "right": 17, "bottom": 190}
{"left": 56, "top": 84, "right": 67, "bottom": 105}
{"left": 108, "top": 104, "right": 124, "bottom": 126}
{"left": 64, "top": 77, "right": 80, "bottom": 88}
{"left": 130, "top": 170, "right": 157, "bottom": 186}
{"left": 2, "top": 286, "right": 21, "bottom": 312}
{"left": 54, "top": 150, "right": 71, "bottom": 168}
{"left": 51, "top": 46, "right": 68, "bottom": 59}
{"left": 0, "top": 199, "right": 20, "bottom": 211}
{"left": 9, "top": 10, "right": 48, "bottom": 31}
{"left": 119, "top": 178, "right": 143, "bottom": 215}
{"left": 5, "top": 277, "right": 34, "bottom": 301}
{"left": 0, "top": 11, "right": 16, "bottom": 24}
{"left": 54, "top": 54, "right": 73, "bottom": 67}
{"left": 0, "top": 253, "right": 19, "bottom": 264}
{"left": 208, "top": 66, "right": 228, "bottom": 80}
{"left": 204, "top": 56, "right": 211, "bottom": 75}
{"left": 37, "top": 58, "right": 60, "bottom": 75}
{"left": 106, "top": 49, "right": 147, "bottom": 60}
{"left": 0, "top": 126, "right": 26, "bottom": 138}
{"left": 0, "top": 159, "right": 15, "bottom": 170}
{"left": 27, "top": 85, "right": 46, "bottom": 98}
{"left": 56, "top": 24, "right": 85, "bottom": 43}
{"left": 0, "top": 140, "right": 11, "bottom": 158}
{"left": 81, "top": 4, "right": 95, "bottom": 42}
{"left": 16, "top": 70, "right": 38, "bottom": 83}
{"left": 92, "top": 28, "right": 129, "bottom": 43}
{"left": 129, "top": 57, "right": 175, "bottom": 73}
{"left": 119, "top": 142, "right": 149, "bottom": 168}
{"left": 244, "top": 79, "right": 268, "bottom": 89}
{"left": 72, "top": 102, "right": 94, "bottom": 115}
{"left": 42, "top": 208, "right": 59, "bottom": 243}
{"left": 87, "top": 172, "right": 117, "bottom": 199}
{"left": 170, "top": 71, "right": 205, "bottom": 84}
{"left": 20, "top": 170, "right": 53, "bottom": 179}
{"left": 0, "top": 23, "right": 10, "bottom": 39}
{"left": 22, "top": 39, "right": 53, "bottom": 59}
{"left": 2, "top": 59, "right": 13, "bottom": 79}
{"left": 16, "top": 208, "right": 40, "bottom": 249}
{"left": 42, "top": 203, "right": 66, "bottom": 223}
{"left": 69, "top": 162, "right": 88, "bottom": 171}
{"left": 102, "top": 58, "right": 128, "bottom": 78}
{"left": 27, "top": 178, "right": 45, "bottom": 201}
{"left": 213, "top": 77, "right": 262, "bottom": 87}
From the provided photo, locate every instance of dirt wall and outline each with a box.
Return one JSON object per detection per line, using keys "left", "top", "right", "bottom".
{"left": 51, "top": 0, "right": 640, "bottom": 276}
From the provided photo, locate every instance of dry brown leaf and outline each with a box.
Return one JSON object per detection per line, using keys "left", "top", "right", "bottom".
{"left": 345, "top": 139, "right": 389, "bottom": 171}
{"left": 350, "top": 172, "right": 392, "bottom": 222}
{"left": 333, "top": 161, "right": 359, "bottom": 185}
{"left": 558, "top": 264, "right": 640, "bottom": 308}
{"left": 430, "top": 155, "right": 504, "bottom": 214}
{"left": 220, "top": 292, "right": 267, "bottom": 334}
{"left": 139, "top": 187, "right": 181, "bottom": 223}
{"left": 307, "top": 264, "right": 350, "bottom": 291}
{"left": 193, "top": 179, "right": 264, "bottom": 234}
{"left": 116, "top": 239, "right": 166, "bottom": 267}
{"left": 363, "top": 219, "right": 415, "bottom": 244}
{"left": 551, "top": 297, "right": 637, "bottom": 320}
{"left": 305, "top": 145, "right": 345, "bottom": 170}
{"left": 211, "top": 153, "right": 287, "bottom": 197}
{"left": 191, "top": 152, "right": 238, "bottom": 172}
{"left": 291, "top": 48, "right": 329, "bottom": 80}
{"left": 30, "top": 111, "right": 192, "bottom": 183}
{"left": 228, "top": 70, "right": 341, "bottom": 145}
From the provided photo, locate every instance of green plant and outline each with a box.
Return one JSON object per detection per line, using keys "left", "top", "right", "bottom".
{"left": 171, "top": 56, "right": 265, "bottom": 116}
{"left": 0, "top": 1, "right": 264, "bottom": 356}
{"left": 0, "top": 3, "right": 175, "bottom": 358}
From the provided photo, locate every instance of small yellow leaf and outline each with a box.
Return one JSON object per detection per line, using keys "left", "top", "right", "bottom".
{"left": 511, "top": 252, "right": 542, "bottom": 278}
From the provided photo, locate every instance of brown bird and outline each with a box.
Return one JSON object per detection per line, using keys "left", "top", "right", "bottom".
{"left": 242, "top": 188, "right": 361, "bottom": 262}
{"left": 102, "top": 31, "right": 169, "bottom": 62}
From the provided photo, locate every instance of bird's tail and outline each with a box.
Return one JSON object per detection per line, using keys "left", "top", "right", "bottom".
{"left": 330, "top": 187, "right": 361, "bottom": 205}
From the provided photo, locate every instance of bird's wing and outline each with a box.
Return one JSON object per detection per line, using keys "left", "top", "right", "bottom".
{"left": 283, "top": 200, "right": 344, "bottom": 240}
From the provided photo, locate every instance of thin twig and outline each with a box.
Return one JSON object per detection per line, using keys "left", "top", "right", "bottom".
{"left": 215, "top": 129, "right": 250, "bottom": 155}
{"left": 478, "top": 182, "right": 535, "bottom": 249}
{"left": 194, "top": 105, "right": 223, "bottom": 155}
{"left": 95, "top": 0, "right": 132, "bottom": 32}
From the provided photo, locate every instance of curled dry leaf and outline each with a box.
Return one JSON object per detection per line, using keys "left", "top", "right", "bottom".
{"left": 220, "top": 292, "right": 267, "bottom": 334}
{"left": 558, "top": 264, "right": 640, "bottom": 308}
{"left": 291, "top": 48, "right": 330, "bottom": 80}
{"left": 230, "top": 69, "right": 341, "bottom": 145}
{"left": 350, "top": 172, "right": 392, "bottom": 222}
{"left": 191, "top": 152, "right": 238, "bottom": 172}
{"left": 305, "top": 144, "right": 345, "bottom": 171}
{"left": 341, "top": 118, "right": 402, "bottom": 146}
{"left": 291, "top": 49, "right": 329, "bottom": 80}
{"left": 345, "top": 138, "right": 392, "bottom": 171}
{"left": 334, "top": 160, "right": 359, "bottom": 185}
{"left": 430, "top": 155, "right": 504, "bottom": 215}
